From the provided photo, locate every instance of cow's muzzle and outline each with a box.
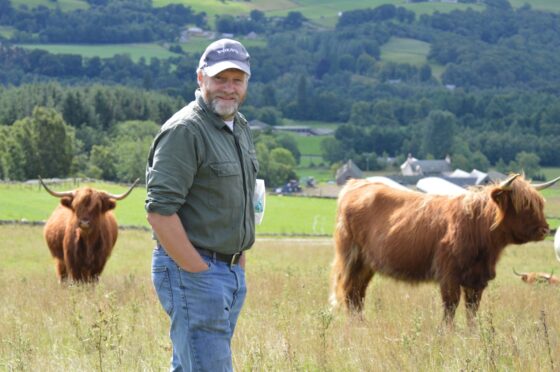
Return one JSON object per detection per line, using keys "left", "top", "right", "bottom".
{"left": 78, "top": 219, "right": 90, "bottom": 229}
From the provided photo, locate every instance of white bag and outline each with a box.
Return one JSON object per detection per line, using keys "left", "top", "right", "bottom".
{"left": 254, "top": 179, "right": 266, "bottom": 225}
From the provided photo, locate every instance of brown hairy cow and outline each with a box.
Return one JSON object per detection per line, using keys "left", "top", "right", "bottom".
{"left": 331, "top": 174, "right": 560, "bottom": 327}
{"left": 40, "top": 177, "right": 139, "bottom": 283}
{"left": 513, "top": 268, "right": 560, "bottom": 285}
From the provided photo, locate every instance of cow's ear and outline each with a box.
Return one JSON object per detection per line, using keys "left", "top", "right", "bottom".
{"left": 102, "top": 198, "right": 116, "bottom": 212}
{"left": 61, "top": 196, "right": 74, "bottom": 209}
{"left": 491, "top": 189, "right": 510, "bottom": 209}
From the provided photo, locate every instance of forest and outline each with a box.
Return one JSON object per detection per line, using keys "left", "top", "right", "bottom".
{"left": 1, "top": 0, "right": 560, "bottom": 185}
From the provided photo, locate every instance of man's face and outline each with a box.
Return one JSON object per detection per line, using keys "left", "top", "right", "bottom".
{"left": 198, "top": 68, "right": 248, "bottom": 121}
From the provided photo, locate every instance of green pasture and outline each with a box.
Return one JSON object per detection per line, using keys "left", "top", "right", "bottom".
{"left": 509, "top": 0, "right": 560, "bottom": 12}
{"left": 265, "top": 0, "right": 484, "bottom": 28}
{"left": 0, "top": 181, "right": 337, "bottom": 236}
{"left": 15, "top": 43, "right": 181, "bottom": 62}
{"left": 281, "top": 118, "right": 342, "bottom": 130}
{"left": 293, "top": 135, "right": 325, "bottom": 156}
{"left": 296, "top": 166, "right": 334, "bottom": 183}
{"left": 178, "top": 36, "right": 266, "bottom": 54}
{"left": 380, "top": 37, "right": 431, "bottom": 66}
{"left": 0, "top": 26, "right": 15, "bottom": 39}
{"left": 11, "top": 0, "right": 88, "bottom": 11}
{"left": 1, "top": 224, "right": 560, "bottom": 370}
{"left": 4, "top": 177, "right": 560, "bottom": 234}
{"left": 379, "top": 36, "right": 447, "bottom": 80}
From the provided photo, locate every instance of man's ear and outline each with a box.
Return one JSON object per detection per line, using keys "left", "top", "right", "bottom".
{"left": 197, "top": 70, "right": 204, "bottom": 86}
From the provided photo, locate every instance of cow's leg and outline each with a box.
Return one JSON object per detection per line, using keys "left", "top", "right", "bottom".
{"left": 332, "top": 218, "right": 375, "bottom": 315}
{"left": 54, "top": 258, "right": 68, "bottom": 283}
{"left": 345, "top": 262, "right": 374, "bottom": 314}
{"left": 330, "top": 222, "right": 352, "bottom": 309}
{"left": 440, "top": 280, "right": 461, "bottom": 327}
{"left": 463, "top": 287, "right": 483, "bottom": 328}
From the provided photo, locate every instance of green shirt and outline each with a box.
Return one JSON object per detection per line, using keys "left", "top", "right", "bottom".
{"left": 145, "top": 90, "right": 258, "bottom": 254}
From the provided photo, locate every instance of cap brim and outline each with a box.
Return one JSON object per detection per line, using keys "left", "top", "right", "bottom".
{"left": 204, "top": 60, "right": 251, "bottom": 77}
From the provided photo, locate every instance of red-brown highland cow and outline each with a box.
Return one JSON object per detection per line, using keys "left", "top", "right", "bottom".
{"left": 331, "top": 174, "right": 560, "bottom": 326}
{"left": 513, "top": 268, "right": 560, "bottom": 285}
{"left": 40, "top": 177, "right": 139, "bottom": 283}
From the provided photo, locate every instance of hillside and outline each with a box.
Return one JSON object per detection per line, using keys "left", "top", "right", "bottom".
{"left": 1, "top": 0, "right": 560, "bottom": 187}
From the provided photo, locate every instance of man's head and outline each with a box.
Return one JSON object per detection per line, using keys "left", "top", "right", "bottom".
{"left": 197, "top": 39, "right": 250, "bottom": 121}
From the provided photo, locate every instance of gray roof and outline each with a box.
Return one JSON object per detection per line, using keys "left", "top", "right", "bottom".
{"left": 410, "top": 160, "right": 451, "bottom": 174}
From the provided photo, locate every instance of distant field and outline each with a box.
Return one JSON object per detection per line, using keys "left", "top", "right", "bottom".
{"left": 282, "top": 119, "right": 341, "bottom": 130}
{"left": 380, "top": 37, "right": 445, "bottom": 80}
{"left": 509, "top": 0, "right": 560, "bottom": 12}
{"left": 0, "top": 26, "right": 15, "bottom": 38}
{"left": 265, "top": 0, "right": 484, "bottom": 28}
{"left": 153, "top": 0, "right": 297, "bottom": 16}
{"left": 178, "top": 36, "right": 267, "bottom": 54}
{"left": 153, "top": 0, "right": 259, "bottom": 24}
{"left": 15, "top": 43, "right": 181, "bottom": 62}
{"left": 380, "top": 37, "right": 431, "bottom": 66}
{"left": 0, "top": 181, "right": 337, "bottom": 236}
{"left": 293, "top": 135, "right": 325, "bottom": 156}
{"left": 11, "top": 0, "right": 88, "bottom": 11}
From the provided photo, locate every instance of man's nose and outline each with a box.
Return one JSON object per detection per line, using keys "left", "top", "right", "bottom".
{"left": 222, "top": 80, "right": 235, "bottom": 92}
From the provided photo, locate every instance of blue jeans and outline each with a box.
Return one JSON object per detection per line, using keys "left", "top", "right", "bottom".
{"left": 152, "top": 246, "right": 247, "bottom": 372}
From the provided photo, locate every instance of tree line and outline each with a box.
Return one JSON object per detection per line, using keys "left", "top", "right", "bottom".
{"left": 0, "top": 0, "right": 205, "bottom": 43}
{"left": 0, "top": 83, "right": 301, "bottom": 187}
{"left": 1, "top": 1, "right": 560, "bottom": 182}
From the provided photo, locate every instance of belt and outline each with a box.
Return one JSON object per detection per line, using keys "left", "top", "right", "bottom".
{"left": 196, "top": 247, "right": 243, "bottom": 266}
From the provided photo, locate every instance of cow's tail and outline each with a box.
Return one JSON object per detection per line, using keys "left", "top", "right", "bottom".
{"left": 330, "top": 213, "right": 361, "bottom": 311}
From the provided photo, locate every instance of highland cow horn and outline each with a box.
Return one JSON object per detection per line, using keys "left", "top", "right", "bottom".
{"left": 498, "top": 173, "right": 520, "bottom": 190}
{"left": 512, "top": 268, "right": 523, "bottom": 277}
{"left": 106, "top": 178, "right": 140, "bottom": 200}
{"left": 532, "top": 176, "right": 560, "bottom": 191}
{"left": 38, "top": 176, "right": 74, "bottom": 198}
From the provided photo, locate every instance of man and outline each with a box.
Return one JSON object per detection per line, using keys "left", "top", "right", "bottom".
{"left": 145, "top": 38, "right": 258, "bottom": 371}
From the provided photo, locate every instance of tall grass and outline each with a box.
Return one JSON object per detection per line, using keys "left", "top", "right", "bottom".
{"left": 1, "top": 225, "right": 559, "bottom": 370}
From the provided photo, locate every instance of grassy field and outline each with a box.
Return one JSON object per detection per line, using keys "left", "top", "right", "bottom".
{"left": 509, "top": 0, "right": 560, "bottom": 12}
{"left": 1, "top": 224, "right": 559, "bottom": 370}
{"left": 15, "top": 43, "right": 182, "bottom": 62}
{"left": 380, "top": 37, "right": 448, "bottom": 80}
{"left": 0, "top": 26, "right": 15, "bottom": 39}
{"left": 178, "top": 36, "right": 267, "bottom": 54}
{"left": 0, "top": 181, "right": 337, "bottom": 235}
{"left": 4, "top": 177, "right": 560, "bottom": 233}
{"left": 264, "top": 0, "right": 484, "bottom": 28}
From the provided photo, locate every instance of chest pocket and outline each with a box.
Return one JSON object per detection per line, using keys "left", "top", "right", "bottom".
{"left": 210, "top": 162, "right": 240, "bottom": 177}
{"left": 208, "top": 161, "right": 242, "bottom": 207}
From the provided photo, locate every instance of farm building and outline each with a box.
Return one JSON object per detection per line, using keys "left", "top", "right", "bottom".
{"left": 400, "top": 154, "right": 452, "bottom": 176}
{"left": 336, "top": 160, "right": 363, "bottom": 185}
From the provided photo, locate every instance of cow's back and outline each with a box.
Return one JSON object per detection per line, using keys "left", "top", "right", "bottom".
{"left": 337, "top": 179, "right": 456, "bottom": 282}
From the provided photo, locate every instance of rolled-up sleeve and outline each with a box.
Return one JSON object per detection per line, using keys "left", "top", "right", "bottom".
{"left": 145, "top": 124, "right": 199, "bottom": 215}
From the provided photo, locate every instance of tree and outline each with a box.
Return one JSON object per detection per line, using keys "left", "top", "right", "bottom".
{"left": 421, "top": 110, "right": 456, "bottom": 159}
{"left": 514, "top": 151, "right": 541, "bottom": 179}
{"left": 320, "top": 137, "right": 346, "bottom": 165}
{"left": 10, "top": 107, "right": 74, "bottom": 179}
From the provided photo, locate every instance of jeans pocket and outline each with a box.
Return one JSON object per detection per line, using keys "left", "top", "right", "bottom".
{"left": 182, "top": 256, "right": 213, "bottom": 275}
{"left": 152, "top": 266, "right": 173, "bottom": 315}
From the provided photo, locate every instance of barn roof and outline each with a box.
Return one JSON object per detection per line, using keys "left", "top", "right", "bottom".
{"left": 416, "top": 177, "right": 467, "bottom": 196}
{"left": 366, "top": 176, "right": 411, "bottom": 192}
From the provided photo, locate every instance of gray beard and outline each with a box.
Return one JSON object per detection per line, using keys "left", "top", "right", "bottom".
{"left": 211, "top": 99, "right": 238, "bottom": 120}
